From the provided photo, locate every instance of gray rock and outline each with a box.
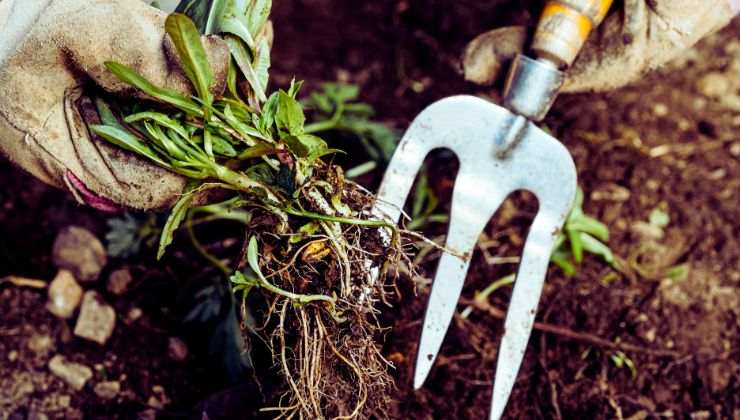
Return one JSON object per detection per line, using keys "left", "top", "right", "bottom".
{"left": 46, "top": 270, "right": 83, "bottom": 319}
{"left": 107, "top": 267, "right": 133, "bottom": 296}
{"left": 48, "top": 355, "right": 93, "bottom": 391}
{"left": 167, "top": 337, "right": 188, "bottom": 362}
{"left": 74, "top": 291, "right": 116, "bottom": 345}
{"left": 93, "top": 381, "right": 120, "bottom": 400}
{"left": 52, "top": 226, "right": 107, "bottom": 283}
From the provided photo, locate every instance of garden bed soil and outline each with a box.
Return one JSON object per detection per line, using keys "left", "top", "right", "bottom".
{"left": 1, "top": 1, "right": 738, "bottom": 419}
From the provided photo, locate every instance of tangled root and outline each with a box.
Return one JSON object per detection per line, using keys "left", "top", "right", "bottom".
{"left": 242, "top": 166, "right": 414, "bottom": 419}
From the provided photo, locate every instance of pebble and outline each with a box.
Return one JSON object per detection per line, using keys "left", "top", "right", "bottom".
{"left": 27, "top": 334, "right": 54, "bottom": 356}
{"left": 52, "top": 226, "right": 107, "bottom": 283}
{"left": 107, "top": 267, "right": 133, "bottom": 296}
{"left": 7, "top": 350, "right": 18, "bottom": 362}
{"left": 48, "top": 355, "right": 93, "bottom": 391}
{"left": 696, "top": 72, "right": 730, "bottom": 98}
{"left": 167, "top": 337, "right": 189, "bottom": 362}
{"left": 93, "top": 380, "right": 120, "bottom": 400}
{"left": 74, "top": 291, "right": 116, "bottom": 345}
{"left": 46, "top": 270, "right": 83, "bottom": 319}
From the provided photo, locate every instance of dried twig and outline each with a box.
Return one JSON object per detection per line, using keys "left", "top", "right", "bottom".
{"left": 461, "top": 299, "right": 681, "bottom": 358}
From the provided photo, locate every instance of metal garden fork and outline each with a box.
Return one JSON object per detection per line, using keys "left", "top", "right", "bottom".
{"left": 372, "top": 1, "right": 614, "bottom": 418}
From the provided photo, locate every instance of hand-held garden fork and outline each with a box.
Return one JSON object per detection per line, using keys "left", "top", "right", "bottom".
{"left": 372, "top": 1, "right": 614, "bottom": 418}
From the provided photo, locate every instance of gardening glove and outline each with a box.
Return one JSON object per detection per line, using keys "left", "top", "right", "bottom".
{"left": 463, "top": 0, "right": 739, "bottom": 92}
{"left": 0, "top": 0, "right": 230, "bottom": 211}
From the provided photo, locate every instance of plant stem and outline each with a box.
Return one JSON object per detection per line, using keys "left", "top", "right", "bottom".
{"left": 304, "top": 103, "right": 344, "bottom": 134}
{"left": 284, "top": 207, "right": 393, "bottom": 228}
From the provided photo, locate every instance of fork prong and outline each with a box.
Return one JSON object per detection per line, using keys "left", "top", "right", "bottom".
{"left": 489, "top": 211, "right": 566, "bottom": 420}
{"left": 414, "top": 170, "right": 509, "bottom": 389}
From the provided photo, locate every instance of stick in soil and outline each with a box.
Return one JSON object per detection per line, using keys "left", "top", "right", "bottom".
{"left": 462, "top": 299, "right": 681, "bottom": 358}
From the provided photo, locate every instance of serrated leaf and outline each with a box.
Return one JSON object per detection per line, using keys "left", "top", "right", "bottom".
{"left": 157, "top": 185, "right": 197, "bottom": 259}
{"left": 104, "top": 62, "right": 202, "bottom": 115}
{"left": 225, "top": 35, "right": 267, "bottom": 102}
{"left": 165, "top": 14, "right": 214, "bottom": 106}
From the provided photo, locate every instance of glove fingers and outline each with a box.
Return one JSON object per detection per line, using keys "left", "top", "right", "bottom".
{"left": 565, "top": 0, "right": 735, "bottom": 92}
{"left": 54, "top": 0, "right": 229, "bottom": 98}
{"left": 462, "top": 26, "right": 528, "bottom": 86}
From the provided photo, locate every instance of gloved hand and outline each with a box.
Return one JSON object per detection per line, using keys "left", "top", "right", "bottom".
{"left": 463, "top": 0, "right": 739, "bottom": 93}
{"left": 0, "top": 0, "right": 229, "bottom": 211}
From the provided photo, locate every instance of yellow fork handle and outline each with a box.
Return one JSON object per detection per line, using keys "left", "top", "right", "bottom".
{"left": 532, "top": 0, "right": 614, "bottom": 68}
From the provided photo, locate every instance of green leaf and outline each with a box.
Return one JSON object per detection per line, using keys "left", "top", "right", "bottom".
{"left": 246, "top": 236, "right": 266, "bottom": 281}
{"left": 580, "top": 233, "right": 615, "bottom": 264}
{"left": 568, "top": 229, "right": 584, "bottom": 263}
{"left": 175, "top": 0, "right": 225, "bottom": 34}
{"left": 253, "top": 38, "right": 271, "bottom": 98}
{"left": 225, "top": 35, "right": 267, "bottom": 102}
{"left": 104, "top": 62, "right": 202, "bottom": 115}
{"left": 211, "top": 132, "right": 238, "bottom": 157}
{"left": 165, "top": 14, "right": 214, "bottom": 106}
{"left": 157, "top": 185, "right": 197, "bottom": 259}
{"left": 259, "top": 91, "right": 279, "bottom": 132}
{"left": 246, "top": 0, "right": 271, "bottom": 36}
{"left": 275, "top": 91, "right": 305, "bottom": 135}
{"left": 93, "top": 98, "right": 125, "bottom": 130}
{"left": 124, "top": 111, "right": 189, "bottom": 140}
{"left": 90, "top": 125, "right": 170, "bottom": 169}
{"left": 284, "top": 134, "right": 327, "bottom": 158}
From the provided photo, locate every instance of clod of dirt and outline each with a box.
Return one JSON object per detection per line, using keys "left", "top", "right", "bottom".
{"left": 167, "top": 337, "right": 188, "bottom": 362}
{"left": 27, "top": 334, "right": 54, "bottom": 358}
{"left": 48, "top": 355, "right": 93, "bottom": 391}
{"left": 73, "top": 291, "right": 116, "bottom": 345}
{"left": 52, "top": 226, "right": 107, "bottom": 283}
{"left": 106, "top": 267, "right": 133, "bottom": 296}
{"left": 93, "top": 380, "right": 120, "bottom": 400}
{"left": 46, "top": 270, "right": 83, "bottom": 319}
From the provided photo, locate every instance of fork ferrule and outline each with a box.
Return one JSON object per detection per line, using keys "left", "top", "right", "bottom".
{"left": 503, "top": 54, "right": 565, "bottom": 122}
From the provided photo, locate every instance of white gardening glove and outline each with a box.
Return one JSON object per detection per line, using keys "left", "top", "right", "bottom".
{"left": 0, "top": 0, "right": 229, "bottom": 211}
{"left": 463, "top": 0, "right": 739, "bottom": 93}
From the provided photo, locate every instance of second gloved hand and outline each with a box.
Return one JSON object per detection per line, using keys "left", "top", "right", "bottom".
{"left": 463, "top": 0, "right": 738, "bottom": 93}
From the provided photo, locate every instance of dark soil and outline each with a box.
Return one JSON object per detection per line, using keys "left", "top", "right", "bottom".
{"left": 1, "top": 1, "right": 738, "bottom": 419}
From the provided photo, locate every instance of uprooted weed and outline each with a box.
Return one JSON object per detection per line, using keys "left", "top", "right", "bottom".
{"left": 85, "top": 5, "right": 418, "bottom": 418}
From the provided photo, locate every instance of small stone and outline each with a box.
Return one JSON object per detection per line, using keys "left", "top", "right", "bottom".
{"left": 74, "top": 291, "right": 116, "bottom": 345}
{"left": 46, "top": 270, "right": 83, "bottom": 319}
{"left": 644, "top": 328, "right": 657, "bottom": 343}
{"left": 49, "top": 355, "right": 93, "bottom": 391}
{"left": 127, "top": 307, "right": 143, "bottom": 323}
{"left": 28, "top": 334, "right": 54, "bottom": 356}
{"left": 631, "top": 221, "right": 664, "bottom": 241}
{"left": 167, "top": 337, "right": 188, "bottom": 362}
{"left": 7, "top": 350, "right": 18, "bottom": 362}
{"left": 52, "top": 226, "right": 107, "bottom": 283}
{"left": 652, "top": 103, "right": 668, "bottom": 117}
{"left": 93, "top": 381, "right": 120, "bottom": 400}
{"left": 696, "top": 72, "right": 731, "bottom": 99}
{"left": 107, "top": 268, "right": 133, "bottom": 296}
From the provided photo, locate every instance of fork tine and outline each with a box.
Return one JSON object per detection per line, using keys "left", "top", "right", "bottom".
{"left": 489, "top": 210, "right": 567, "bottom": 420}
{"left": 414, "top": 168, "right": 509, "bottom": 389}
